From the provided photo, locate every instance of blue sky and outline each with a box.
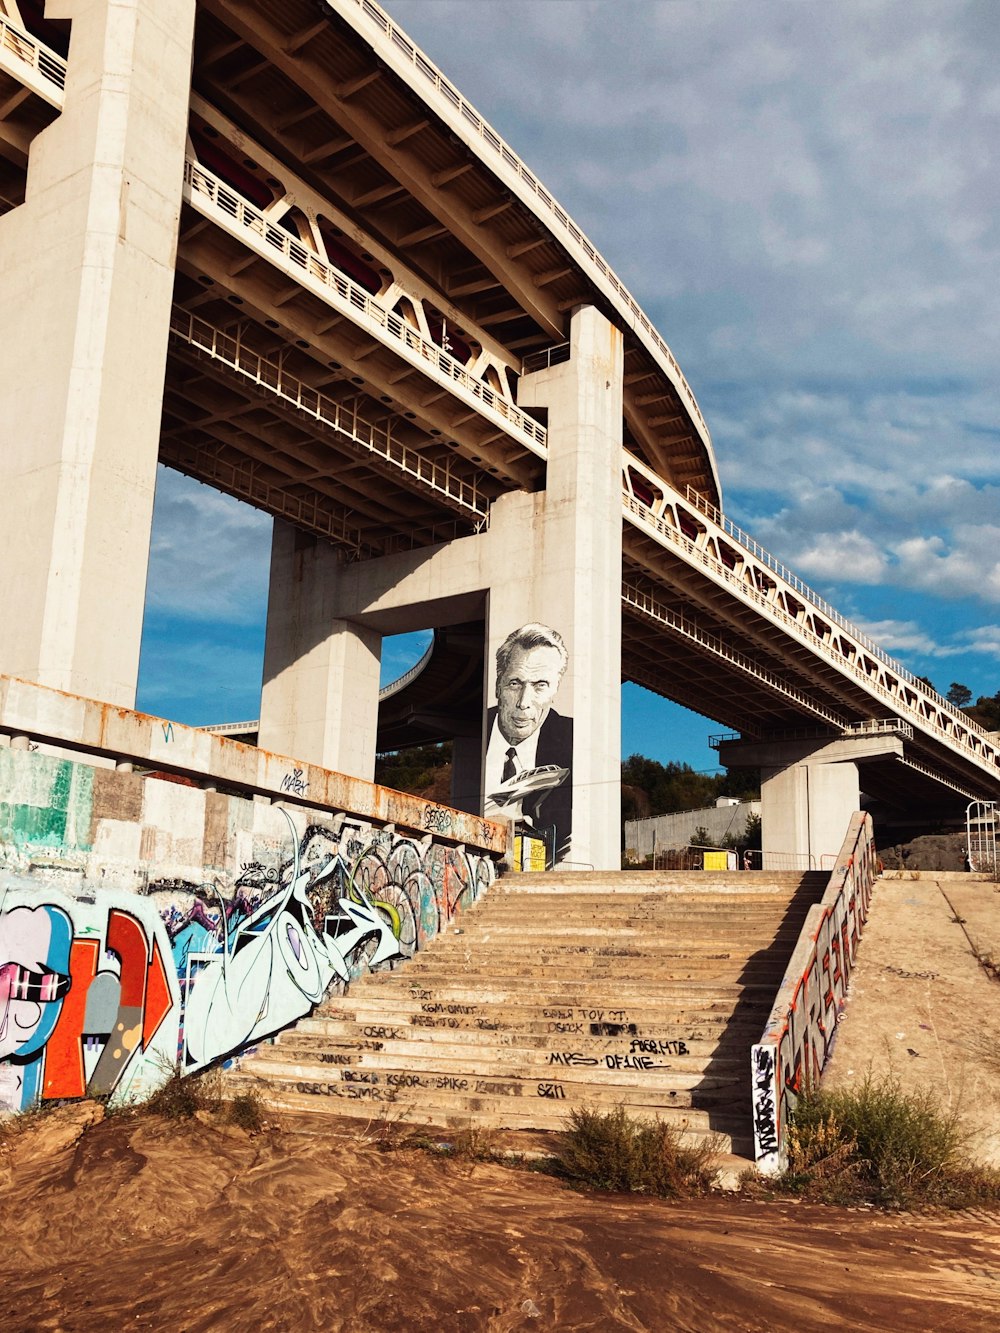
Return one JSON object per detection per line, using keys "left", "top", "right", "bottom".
{"left": 138, "top": 0, "right": 1000, "bottom": 773}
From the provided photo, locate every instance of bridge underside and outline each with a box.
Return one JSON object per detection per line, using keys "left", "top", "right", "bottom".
{"left": 0, "top": 0, "right": 997, "bottom": 872}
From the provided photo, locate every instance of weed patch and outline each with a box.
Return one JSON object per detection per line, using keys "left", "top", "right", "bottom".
{"left": 224, "top": 1090, "right": 265, "bottom": 1132}
{"left": 144, "top": 1070, "right": 221, "bottom": 1120}
{"left": 554, "top": 1105, "right": 719, "bottom": 1197}
{"left": 772, "top": 1073, "right": 1000, "bottom": 1209}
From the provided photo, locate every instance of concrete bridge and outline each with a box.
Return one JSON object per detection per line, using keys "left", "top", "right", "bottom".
{"left": 2, "top": 0, "right": 999, "bottom": 875}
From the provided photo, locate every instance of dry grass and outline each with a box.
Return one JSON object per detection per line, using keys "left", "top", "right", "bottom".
{"left": 772, "top": 1073, "right": 1000, "bottom": 1209}
{"left": 553, "top": 1105, "right": 720, "bottom": 1197}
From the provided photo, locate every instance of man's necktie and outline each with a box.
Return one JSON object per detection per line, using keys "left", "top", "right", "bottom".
{"left": 502, "top": 747, "right": 517, "bottom": 782}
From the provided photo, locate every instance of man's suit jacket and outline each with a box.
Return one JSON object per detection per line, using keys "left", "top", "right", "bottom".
{"left": 486, "top": 706, "right": 573, "bottom": 861}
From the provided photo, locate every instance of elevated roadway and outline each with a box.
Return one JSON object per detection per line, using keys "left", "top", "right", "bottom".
{"left": 1, "top": 0, "right": 998, "bottom": 853}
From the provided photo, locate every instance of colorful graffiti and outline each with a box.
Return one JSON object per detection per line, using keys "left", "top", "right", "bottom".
{"left": 167, "top": 813, "right": 493, "bottom": 1071}
{"left": 0, "top": 888, "right": 179, "bottom": 1113}
{"left": 0, "top": 742, "right": 498, "bottom": 1114}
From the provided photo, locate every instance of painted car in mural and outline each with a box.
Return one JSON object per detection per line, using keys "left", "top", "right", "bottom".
{"left": 483, "top": 622, "right": 573, "bottom": 863}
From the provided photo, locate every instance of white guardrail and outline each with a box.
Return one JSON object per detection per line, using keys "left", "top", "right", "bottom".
{"left": 182, "top": 158, "right": 548, "bottom": 458}
{"left": 0, "top": 13, "right": 65, "bottom": 105}
{"left": 338, "top": 0, "right": 714, "bottom": 454}
{"left": 751, "top": 812, "right": 878, "bottom": 1174}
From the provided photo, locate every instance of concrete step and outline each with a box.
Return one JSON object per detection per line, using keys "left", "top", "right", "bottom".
{"left": 267, "top": 1034, "right": 748, "bottom": 1074}
{"left": 242, "top": 1048, "right": 748, "bottom": 1092}
{"left": 313, "top": 996, "right": 774, "bottom": 1025}
{"left": 282, "top": 1017, "right": 761, "bottom": 1050}
{"left": 219, "top": 1076, "right": 751, "bottom": 1152}
{"left": 225, "top": 1063, "right": 750, "bottom": 1118}
{"left": 274, "top": 1023, "right": 757, "bottom": 1055}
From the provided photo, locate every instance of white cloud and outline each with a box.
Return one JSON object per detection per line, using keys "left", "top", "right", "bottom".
{"left": 144, "top": 467, "right": 272, "bottom": 625}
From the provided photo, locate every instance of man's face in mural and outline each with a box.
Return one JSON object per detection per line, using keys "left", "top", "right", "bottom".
{"left": 496, "top": 644, "right": 564, "bottom": 745}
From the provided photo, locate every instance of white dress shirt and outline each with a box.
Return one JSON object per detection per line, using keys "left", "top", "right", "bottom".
{"left": 483, "top": 716, "right": 541, "bottom": 817}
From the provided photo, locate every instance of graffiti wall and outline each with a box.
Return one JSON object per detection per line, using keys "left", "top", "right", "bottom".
{"left": 0, "top": 884, "right": 180, "bottom": 1112}
{"left": 0, "top": 748, "right": 497, "bottom": 1112}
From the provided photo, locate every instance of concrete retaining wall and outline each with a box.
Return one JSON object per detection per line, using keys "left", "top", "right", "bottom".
{"left": 0, "top": 685, "right": 506, "bottom": 1114}
{"left": 624, "top": 801, "right": 761, "bottom": 862}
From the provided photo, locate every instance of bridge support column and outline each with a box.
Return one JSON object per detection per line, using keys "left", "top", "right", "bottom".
{"left": 498, "top": 305, "right": 624, "bottom": 869}
{"left": 0, "top": 0, "right": 195, "bottom": 706}
{"left": 760, "top": 761, "right": 860, "bottom": 870}
{"left": 258, "top": 522, "right": 382, "bottom": 777}
{"left": 718, "top": 731, "right": 905, "bottom": 869}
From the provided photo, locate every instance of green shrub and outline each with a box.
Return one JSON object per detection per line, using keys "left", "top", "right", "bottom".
{"left": 225, "top": 1090, "right": 265, "bottom": 1132}
{"left": 144, "top": 1070, "right": 220, "bottom": 1120}
{"left": 556, "top": 1104, "right": 719, "bottom": 1197}
{"left": 782, "top": 1073, "right": 1000, "bottom": 1209}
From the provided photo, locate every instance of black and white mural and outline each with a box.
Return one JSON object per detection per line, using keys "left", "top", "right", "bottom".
{"left": 483, "top": 623, "right": 573, "bottom": 864}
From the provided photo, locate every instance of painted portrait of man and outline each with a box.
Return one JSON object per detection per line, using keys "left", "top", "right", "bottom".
{"left": 483, "top": 622, "right": 573, "bottom": 862}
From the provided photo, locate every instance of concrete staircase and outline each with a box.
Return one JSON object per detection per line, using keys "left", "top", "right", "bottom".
{"left": 224, "top": 869, "right": 827, "bottom": 1154}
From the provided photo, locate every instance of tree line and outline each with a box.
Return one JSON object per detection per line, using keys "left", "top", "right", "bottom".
{"left": 376, "top": 744, "right": 760, "bottom": 821}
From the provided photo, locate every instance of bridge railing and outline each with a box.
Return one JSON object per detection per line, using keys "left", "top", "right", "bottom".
{"left": 170, "top": 308, "right": 488, "bottom": 521}
{"left": 684, "top": 485, "right": 985, "bottom": 738}
{"left": 751, "top": 811, "right": 878, "bottom": 1174}
{"left": 623, "top": 488, "right": 1000, "bottom": 784}
{"left": 182, "top": 159, "right": 548, "bottom": 457}
{"left": 0, "top": 13, "right": 65, "bottom": 104}
{"left": 337, "top": 0, "right": 712, "bottom": 450}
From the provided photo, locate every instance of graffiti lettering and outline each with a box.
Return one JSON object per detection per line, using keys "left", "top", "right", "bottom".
{"left": 604, "top": 1053, "right": 655, "bottom": 1071}
{"left": 436, "top": 1075, "right": 469, "bottom": 1091}
{"left": 279, "top": 768, "right": 309, "bottom": 796}
{"left": 536, "top": 1082, "right": 566, "bottom": 1100}
{"left": 422, "top": 806, "right": 453, "bottom": 834}
{"left": 362, "top": 1026, "right": 402, "bottom": 1040}
{"left": 590, "top": 1021, "right": 637, "bottom": 1037}
{"left": 752, "top": 1044, "right": 779, "bottom": 1157}
{"left": 629, "top": 1038, "right": 689, "bottom": 1056}
{"left": 1, "top": 893, "right": 178, "bottom": 1113}
{"left": 475, "top": 1078, "right": 521, "bottom": 1096}
{"left": 883, "top": 964, "right": 938, "bottom": 981}
{"left": 546, "top": 1021, "right": 583, "bottom": 1035}
{"left": 547, "top": 1051, "right": 599, "bottom": 1067}
{"left": 542, "top": 1008, "right": 573, "bottom": 1019}
{"left": 421, "top": 1001, "right": 477, "bottom": 1015}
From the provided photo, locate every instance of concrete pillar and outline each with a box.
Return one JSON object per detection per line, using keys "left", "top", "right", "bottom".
{"left": 0, "top": 0, "right": 196, "bottom": 706}
{"left": 259, "top": 522, "right": 383, "bottom": 777}
{"left": 761, "top": 761, "right": 860, "bottom": 870}
{"left": 487, "top": 305, "right": 624, "bottom": 869}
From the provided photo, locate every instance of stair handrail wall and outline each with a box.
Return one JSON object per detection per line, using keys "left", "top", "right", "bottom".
{"left": 751, "top": 811, "right": 878, "bottom": 1175}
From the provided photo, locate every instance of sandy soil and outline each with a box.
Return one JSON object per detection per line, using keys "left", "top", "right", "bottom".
{"left": 824, "top": 873, "right": 1000, "bottom": 1166}
{"left": 1, "top": 1102, "right": 998, "bottom": 1333}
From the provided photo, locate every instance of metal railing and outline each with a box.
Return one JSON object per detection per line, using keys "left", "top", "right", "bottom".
{"left": 752, "top": 812, "right": 878, "bottom": 1173}
{"left": 182, "top": 158, "right": 548, "bottom": 458}
{"left": 683, "top": 484, "right": 988, "bottom": 738}
{"left": 340, "top": 0, "right": 712, "bottom": 449}
{"left": 522, "top": 342, "right": 571, "bottom": 374}
{"left": 170, "top": 308, "right": 488, "bottom": 520}
{"left": 0, "top": 14, "right": 65, "bottom": 105}
{"left": 623, "top": 490, "right": 1000, "bottom": 780}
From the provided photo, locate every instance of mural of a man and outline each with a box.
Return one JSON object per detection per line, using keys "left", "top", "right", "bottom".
{"left": 484, "top": 622, "right": 573, "bottom": 861}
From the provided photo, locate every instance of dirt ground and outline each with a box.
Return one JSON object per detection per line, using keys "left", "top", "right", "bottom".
{"left": 2, "top": 1101, "right": 999, "bottom": 1333}
{"left": 825, "top": 872, "right": 1000, "bottom": 1166}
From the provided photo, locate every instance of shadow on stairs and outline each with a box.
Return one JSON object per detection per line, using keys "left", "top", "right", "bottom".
{"left": 223, "top": 869, "right": 828, "bottom": 1157}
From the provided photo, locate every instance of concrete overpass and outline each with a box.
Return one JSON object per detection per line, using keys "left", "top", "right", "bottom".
{"left": 1, "top": 0, "right": 998, "bottom": 871}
